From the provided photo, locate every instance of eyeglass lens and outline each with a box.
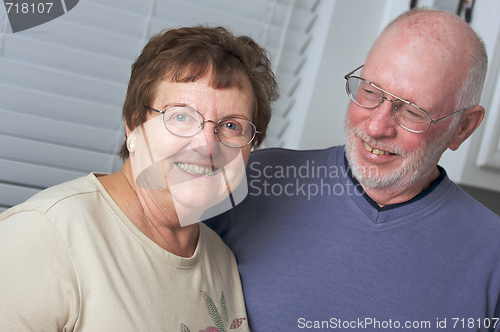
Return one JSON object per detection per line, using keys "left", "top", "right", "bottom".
{"left": 347, "top": 77, "right": 431, "bottom": 133}
{"left": 161, "top": 106, "right": 255, "bottom": 147}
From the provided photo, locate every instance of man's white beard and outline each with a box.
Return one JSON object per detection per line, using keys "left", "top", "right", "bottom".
{"left": 343, "top": 116, "right": 452, "bottom": 193}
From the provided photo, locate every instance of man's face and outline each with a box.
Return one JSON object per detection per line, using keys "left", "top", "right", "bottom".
{"left": 344, "top": 33, "right": 462, "bottom": 196}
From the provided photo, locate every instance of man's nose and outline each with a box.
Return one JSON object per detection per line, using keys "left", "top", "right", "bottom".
{"left": 365, "top": 96, "right": 397, "bottom": 138}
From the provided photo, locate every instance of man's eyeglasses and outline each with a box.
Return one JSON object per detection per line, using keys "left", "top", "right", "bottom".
{"left": 149, "top": 105, "right": 260, "bottom": 148}
{"left": 344, "top": 65, "right": 468, "bottom": 133}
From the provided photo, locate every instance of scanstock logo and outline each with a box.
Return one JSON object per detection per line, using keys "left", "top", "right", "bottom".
{"left": 3, "top": 0, "right": 79, "bottom": 33}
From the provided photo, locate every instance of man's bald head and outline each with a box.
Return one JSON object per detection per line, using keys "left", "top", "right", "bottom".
{"left": 370, "top": 8, "right": 487, "bottom": 110}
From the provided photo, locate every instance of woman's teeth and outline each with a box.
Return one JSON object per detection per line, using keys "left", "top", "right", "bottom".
{"left": 364, "top": 142, "right": 393, "bottom": 156}
{"left": 175, "top": 162, "right": 216, "bottom": 176}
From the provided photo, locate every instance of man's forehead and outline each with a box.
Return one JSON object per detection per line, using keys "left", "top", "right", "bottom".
{"left": 365, "top": 22, "right": 464, "bottom": 86}
{"left": 379, "top": 11, "right": 466, "bottom": 56}
{"left": 360, "top": 11, "right": 471, "bottom": 113}
{"left": 362, "top": 56, "right": 457, "bottom": 115}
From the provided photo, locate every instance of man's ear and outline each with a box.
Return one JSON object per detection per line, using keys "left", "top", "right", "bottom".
{"left": 447, "top": 105, "right": 485, "bottom": 151}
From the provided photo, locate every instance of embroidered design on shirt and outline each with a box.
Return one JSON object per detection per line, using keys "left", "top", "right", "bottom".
{"left": 230, "top": 318, "right": 247, "bottom": 329}
{"left": 179, "top": 291, "right": 247, "bottom": 331}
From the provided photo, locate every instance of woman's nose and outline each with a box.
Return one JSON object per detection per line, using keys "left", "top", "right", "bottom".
{"left": 189, "top": 120, "right": 220, "bottom": 156}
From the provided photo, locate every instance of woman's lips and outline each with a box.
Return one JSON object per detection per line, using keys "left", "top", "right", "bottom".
{"left": 175, "top": 162, "right": 218, "bottom": 176}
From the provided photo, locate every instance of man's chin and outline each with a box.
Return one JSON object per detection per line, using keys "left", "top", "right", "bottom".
{"left": 351, "top": 167, "right": 400, "bottom": 189}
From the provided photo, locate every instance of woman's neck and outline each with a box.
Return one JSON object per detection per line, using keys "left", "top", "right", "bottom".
{"left": 97, "top": 161, "right": 199, "bottom": 257}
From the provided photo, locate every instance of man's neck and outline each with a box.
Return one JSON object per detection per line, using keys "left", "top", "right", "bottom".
{"left": 361, "top": 167, "right": 442, "bottom": 208}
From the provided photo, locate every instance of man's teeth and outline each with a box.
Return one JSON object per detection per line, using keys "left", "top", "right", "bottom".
{"left": 175, "top": 162, "right": 217, "bottom": 176}
{"left": 364, "top": 142, "right": 392, "bottom": 156}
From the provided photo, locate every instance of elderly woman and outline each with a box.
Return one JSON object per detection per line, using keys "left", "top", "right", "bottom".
{"left": 0, "top": 26, "right": 278, "bottom": 331}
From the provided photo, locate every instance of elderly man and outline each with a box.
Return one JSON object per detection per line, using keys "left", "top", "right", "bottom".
{"left": 206, "top": 8, "right": 500, "bottom": 331}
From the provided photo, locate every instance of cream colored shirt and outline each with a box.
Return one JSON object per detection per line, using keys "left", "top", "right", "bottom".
{"left": 0, "top": 174, "right": 249, "bottom": 332}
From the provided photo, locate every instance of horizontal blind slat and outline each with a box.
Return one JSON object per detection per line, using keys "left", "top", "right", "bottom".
{"left": 0, "top": 109, "right": 120, "bottom": 152}
{"left": 0, "top": 158, "right": 86, "bottom": 188}
{"left": 0, "top": 59, "right": 126, "bottom": 106}
{"left": 25, "top": 19, "right": 142, "bottom": 59}
{"left": 0, "top": 134, "right": 117, "bottom": 173}
{"left": 58, "top": 1, "right": 147, "bottom": 38}
{"left": 268, "top": 116, "right": 290, "bottom": 139}
{"left": 0, "top": 182, "right": 41, "bottom": 207}
{"left": 0, "top": 84, "right": 122, "bottom": 129}
{"left": 2, "top": 34, "right": 131, "bottom": 83}
{"left": 85, "top": 0, "right": 163, "bottom": 15}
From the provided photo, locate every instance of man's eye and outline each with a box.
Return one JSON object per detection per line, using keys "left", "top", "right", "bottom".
{"left": 360, "top": 87, "right": 380, "bottom": 99}
{"left": 398, "top": 107, "right": 425, "bottom": 120}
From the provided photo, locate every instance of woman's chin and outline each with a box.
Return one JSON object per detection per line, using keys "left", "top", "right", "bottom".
{"left": 171, "top": 184, "right": 229, "bottom": 211}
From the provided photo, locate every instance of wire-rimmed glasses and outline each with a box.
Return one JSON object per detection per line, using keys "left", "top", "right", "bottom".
{"left": 149, "top": 105, "right": 260, "bottom": 148}
{"left": 344, "top": 65, "right": 468, "bottom": 133}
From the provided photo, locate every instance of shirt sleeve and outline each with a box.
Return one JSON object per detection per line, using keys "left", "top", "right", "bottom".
{"left": 0, "top": 210, "right": 80, "bottom": 331}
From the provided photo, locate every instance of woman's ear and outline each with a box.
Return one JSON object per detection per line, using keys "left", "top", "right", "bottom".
{"left": 125, "top": 121, "right": 137, "bottom": 153}
{"left": 447, "top": 105, "right": 485, "bottom": 151}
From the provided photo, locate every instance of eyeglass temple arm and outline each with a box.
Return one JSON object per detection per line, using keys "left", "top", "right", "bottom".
{"left": 430, "top": 107, "right": 470, "bottom": 124}
{"left": 344, "top": 65, "right": 364, "bottom": 79}
{"left": 148, "top": 107, "right": 163, "bottom": 114}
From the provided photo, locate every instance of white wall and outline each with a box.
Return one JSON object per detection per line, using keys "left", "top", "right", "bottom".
{"left": 298, "top": 0, "right": 388, "bottom": 150}
{"left": 297, "top": 0, "right": 410, "bottom": 150}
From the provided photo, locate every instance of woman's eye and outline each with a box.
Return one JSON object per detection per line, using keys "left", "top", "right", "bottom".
{"left": 168, "top": 112, "right": 196, "bottom": 123}
{"left": 224, "top": 122, "right": 239, "bottom": 131}
{"left": 174, "top": 114, "right": 188, "bottom": 122}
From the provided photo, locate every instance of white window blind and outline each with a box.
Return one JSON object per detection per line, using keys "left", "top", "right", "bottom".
{"left": 0, "top": 0, "right": 326, "bottom": 212}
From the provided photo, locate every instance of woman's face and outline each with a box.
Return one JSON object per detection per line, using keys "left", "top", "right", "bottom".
{"left": 127, "top": 74, "right": 255, "bottom": 227}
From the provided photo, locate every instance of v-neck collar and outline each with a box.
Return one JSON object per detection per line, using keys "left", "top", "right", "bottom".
{"left": 333, "top": 147, "right": 454, "bottom": 227}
